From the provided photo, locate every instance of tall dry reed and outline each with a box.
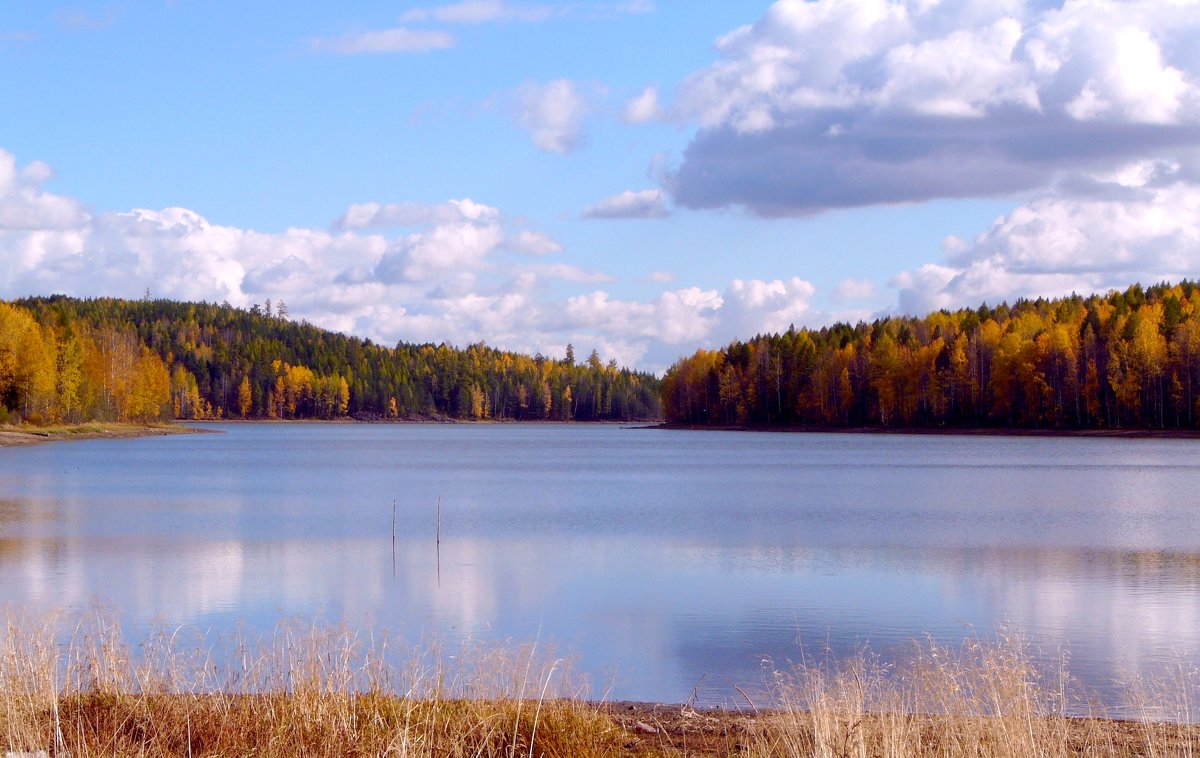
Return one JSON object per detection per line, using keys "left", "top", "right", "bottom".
{"left": 4, "top": 609, "right": 1200, "bottom": 756}
{"left": 753, "top": 629, "right": 1200, "bottom": 758}
{"left": 0, "top": 608, "right": 617, "bottom": 757}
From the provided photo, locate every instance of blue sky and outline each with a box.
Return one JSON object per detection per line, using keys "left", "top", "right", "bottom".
{"left": 2, "top": 1, "right": 1199, "bottom": 371}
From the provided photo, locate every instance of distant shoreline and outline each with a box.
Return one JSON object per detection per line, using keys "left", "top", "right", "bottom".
{"left": 651, "top": 422, "right": 1200, "bottom": 439}
{"left": 7, "top": 420, "right": 1197, "bottom": 444}
{"left": 0, "top": 422, "right": 210, "bottom": 448}
{"left": 0, "top": 418, "right": 663, "bottom": 448}
{"left": 187, "top": 415, "right": 661, "bottom": 426}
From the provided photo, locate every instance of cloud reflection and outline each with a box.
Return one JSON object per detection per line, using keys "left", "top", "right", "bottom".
{"left": 2, "top": 427, "right": 1200, "bottom": 706}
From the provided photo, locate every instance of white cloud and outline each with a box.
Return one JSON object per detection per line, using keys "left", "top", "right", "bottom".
{"left": 648, "top": 270, "right": 675, "bottom": 283}
{"left": 542, "top": 278, "right": 820, "bottom": 368}
{"left": 562, "top": 287, "right": 723, "bottom": 346}
{"left": 623, "top": 86, "right": 661, "bottom": 123}
{"left": 401, "top": 1, "right": 554, "bottom": 24}
{"left": 374, "top": 219, "right": 505, "bottom": 283}
{"left": 1053, "top": 15, "right": 1188, "bottom": 125}
{"left": 0, "top": 150, "right": 899, "bottom": 377}
{"left": 0, "top": 148, "right": 843, "bottom": 373}
{"left": 877, "top": 17, "right": 1039, "bottom": 118}
{"left": 611, "top": 0, "right": 655, "bottom": 14}
{"left": 531, "top": 263, "right": 613, "bottom": 283}
{"left": 0, "top": 152, "right": 84, "bottom": 230}
{"left": 716, "top": 277, "right": 816, "bottom": 341}
{"left": 504, "top": 229, "right": 563, "bottom": 255}
{"left": 582, "top": 188, "right": 668, "bottom": 219}
{"left": 399, "top": 0, "right": 655, "bottom": 25}
{"left": 334, "top": 199, "right": 498, "bottom": 230}
{"left": 310, "top": 27, "right": 455, "bottom": 54}
{"left": 667, "top": 0, "right": 1200, "bottom": 215}
{"left": 891, "top": 161, "right": 1200, "bottom": 313}
{"left": 833, "top": 277, "right": 876, "bottom": 301}
{"left": 514, "top": 79, "right": 592, "bottom": 154}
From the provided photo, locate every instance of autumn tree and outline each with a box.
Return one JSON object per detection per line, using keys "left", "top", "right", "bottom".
{"left": 7, "top": 295, "right": 662, "bottom": 425}
{"left": 128, "top": 348, "right": 172, "bottom": 421}
{"left": 238, "top": 376, "right": 253, "bottom": 418}
{"left": 660, "top": 281, "right": 1200, "bottom": 432}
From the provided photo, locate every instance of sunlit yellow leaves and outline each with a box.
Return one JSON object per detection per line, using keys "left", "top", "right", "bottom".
{"left": 663, "top": 283, "right": 1200, "bottom": 430}
{"left": 4, "top": 297, "right": 662, "bottom": 425}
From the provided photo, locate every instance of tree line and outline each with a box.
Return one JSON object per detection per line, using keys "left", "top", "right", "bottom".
{"left": 1, "top": 296, "right": 661, "bottom": 424}
{"left": 662, "top": 281, "right": 1200, "bottom": 430}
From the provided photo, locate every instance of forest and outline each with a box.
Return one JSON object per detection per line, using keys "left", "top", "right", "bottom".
{"left": 662, "top": 281, "right": 1200, "bottom": 431}
{"left": 0, "top": 296, "right": 661, "bottom": 425}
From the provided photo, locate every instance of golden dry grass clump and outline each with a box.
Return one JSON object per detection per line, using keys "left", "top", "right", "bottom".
{"left": 753, "top": 630, "right": 1200, "bottom": 757}
{"left": 1, "top": 610, "right": 620, "bottom": 757}
{"left": 3, "top": 610, "right": 1200, "bottom": 757}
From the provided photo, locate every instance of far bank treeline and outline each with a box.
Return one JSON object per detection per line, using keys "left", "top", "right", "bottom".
{"left": 663, "top": 281, "right": 1200, "bottom": 430}
{"left": 0, "top": 296, "right": 660, "bottom": 424}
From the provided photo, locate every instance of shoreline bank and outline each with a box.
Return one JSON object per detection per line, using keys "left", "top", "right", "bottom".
{"left": 652, "top": 422, "right": 1200, "bottom": 439}
{"left": 0, "top": 422, "right": 210, "bottom": 448}
{"left": 5, "top": 691, "right": 1196, "bottom": 756}
{"left": 185, "top": 415, "right": 662, "bottom": 426}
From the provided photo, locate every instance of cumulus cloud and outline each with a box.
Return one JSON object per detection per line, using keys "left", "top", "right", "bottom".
{"left": 334, "top": 199, "right": 498, "bottom": 230}
{"left": 530, "top": 263, "right": 614, "bottom": 283}
{"left": 374, "top": 220, "right": 505, "bottom": 283}
{"left": 715, "top": 277, "right": 817, "bottom": 342}
{"left": 561, "top": 287, "right": 723, "bottom": 346}
{"left": 666, "top": 0, "right": 1200, "bottom": 216}
{"left": 504, "top": 229, "right": 563, "bottom": 255}
{"left": 514, "top": 79, "right": 592, "bottom": 153}
{"left": 0, "top": 148, "right": 842, "bottom": 373}
{"left": 0, "top": 152, "right": 84, "bottom": 230}
{"left": 582, "top": 188, "right": 668, "bottom": 219}
{"left": 891, "top": 160, "right": 1200, "bottom": 313}
{"left": 310, "top": 27, "right": 455, "bottom": 54}
{"left": 549, "top": 278, "right": 819, "bottom": 366}
{"left": 623, "top": 86, "right": 661, "bottom": 123}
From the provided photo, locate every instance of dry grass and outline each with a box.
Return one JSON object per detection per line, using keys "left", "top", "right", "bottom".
{"left": 1, "top": 610, "right": 620, "bottom": 757}
{"left": 3, "top": 610, "right": 1199, "bottom": 756}
{"left": 752, "top": 630, "right": 1200, "bottom": 757}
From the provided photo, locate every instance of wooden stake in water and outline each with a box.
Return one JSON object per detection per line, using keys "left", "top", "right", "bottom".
{"left": 436, "top": 496, "right": 442, "bottom": 587}
{"left": 391, "top": 499, "right": 397, "bottom": 577}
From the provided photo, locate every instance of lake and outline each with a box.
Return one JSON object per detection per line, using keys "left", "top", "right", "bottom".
{"left": 1, "top": 422, "right": 1198, "bottom": 708}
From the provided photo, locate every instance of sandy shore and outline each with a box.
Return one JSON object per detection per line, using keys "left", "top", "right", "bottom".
{"left": 0, "top": 422, "right": 210, "bottom": 447}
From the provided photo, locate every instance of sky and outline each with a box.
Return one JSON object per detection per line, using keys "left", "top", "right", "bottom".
{"left": 2, "top": 0, "right": 1199, "bottom": 372}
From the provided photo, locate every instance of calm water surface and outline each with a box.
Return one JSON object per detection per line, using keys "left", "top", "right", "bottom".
{"left": 1, "top": 423, "right": 1198, "bottom": 707}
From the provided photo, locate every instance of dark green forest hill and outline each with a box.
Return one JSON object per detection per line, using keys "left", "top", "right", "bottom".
{"left": 1, "top": 295, "right": 661, "bottom": 424}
